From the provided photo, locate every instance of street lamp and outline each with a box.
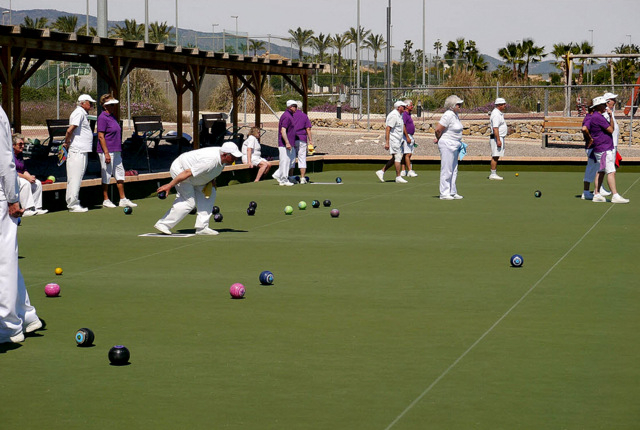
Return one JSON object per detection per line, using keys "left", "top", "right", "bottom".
{"left": 231, "top": 16, "right": 238, "bottom": 53}
{"left": 175, "top": 0, "right": 179, "bottom": 45}
{"left": 212, "top": 23, "right": 218, "bottom": 51}
{"left": 588, "top": 29, "right": 593, "bottom": 84}
{"left": 2, "top": 11, "right": 9, "bottom": 26}
{"left": 627, "top": 34, "right": 632, "bottom": 46}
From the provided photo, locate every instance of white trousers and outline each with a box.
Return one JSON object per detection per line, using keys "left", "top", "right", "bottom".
{"left": 158, "top": 165, "right": 217, "bottom": 230}
{"left": 18, "top": 177, "right": 43, "bottom": 209}
{"left": 294, "top": 139, "right": 307, "bottom": 169}
{"left": 65, "top": 150, "right": 89, "bottom": 208}
{"left": 99, "top": 152, "right": 125, "bottom": 183}
{"left": 276, "top": 146, "right": 296, "bottom": 179}
{"left": 584, "top": 149, "right": 599, "bottom": 183}
{"left": 438, "top": 139, "right": 461, "bottom": 196}
{"left": 0, "top": 202, "right": 38, "bottom": 339}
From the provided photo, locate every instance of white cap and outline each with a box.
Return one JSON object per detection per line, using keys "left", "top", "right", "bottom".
{"left": 103, "top": 98, "right": 119, "bottom": 106}
{"left": 591, "top": 96, "right": 607, "bottom": 108}
{"left": 220, "top": 142, "right": 242, "bottom": 158}
{"left": 603, "top": 92, "right": 618, "bottom": 101}
{"left": 494, "top": 97, "right": 507, "bottom": 105}
{"left": 77, "top": 94, "right": 96, "bottom": 103}
{"left": 286, "top": 100, "right": 298, "bottom": 108}
{"left": 394, "top": 100, "right": 407, "bottom": 108}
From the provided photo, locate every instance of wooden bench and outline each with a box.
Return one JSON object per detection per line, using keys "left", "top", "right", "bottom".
{"left": 199, "top": 113, "right": 228, "bottom": 147}
{"left": 131, "top": 115, "right": 189, "bottom": 172}
{"left": 541, "top": 117, "right": 585, "bottom": 148}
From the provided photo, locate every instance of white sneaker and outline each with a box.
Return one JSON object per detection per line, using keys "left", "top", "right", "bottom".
{"left": 599, "top": 188, "right": 612, "bottom": 196}
{"left": 280, "top": 180, "right": 294, "bottom": 187}
{"left": 400, "top": 170, "right": 407, "bottom": 177}
{"left": 611, "top": 194, "right": 629, "bottom": 204}
{"left": 407, "top": 170, "right": 418, "bottom": 177}
{"left": 119, "top": 198, "right": 137, "bottom": 208}
{"left": 452, "top": 194, "right": 464, "bottom": 199}
{"left": 24, "top": 319, "right": 43, "bottom": 333}
{"left": 272, "top": 172, "right": 282, "bottom": 182}
{"left": 69, "top": 205, "right": 88, "bottom": 213}
{"left": 22, "top": 209, "right": 37, "bottom": 217}
{"left": 0, "top": 332, "right": 25, "bottom": 343}
{"left": 154, "top": 222, "right": 172, "bottom": 235}
{"left": 375, "top": 170, "right": 385, "bottom": 182}
{"left": 395, "top": 176, "right": 408, "bottom": 183}
{"left": 299, "top": 177, "right": 307, "bottom": 184}
{"left": 592, "top": 194, "right": 607, "bottom": 203}
{"left": 196, "top": 227, "right": 219, "bottom": 236}
{"left": 103, "top": 199, "right": 116, "bottom": 208}
{"left": 35, "top": 209, "right": 48, "bottom": 215}
{"left": 581, "top": 191, "right": 594, "bottom": 200}
{"left": 440, "top": 194, "right": 454, "bottom": 200}
{"left": 488, "top": 174, "right": 503, "bottom": 180}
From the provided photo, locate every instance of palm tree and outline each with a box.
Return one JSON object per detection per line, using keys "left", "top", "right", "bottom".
{"left": 149, "top": 21, "right": 173, "bottom": 44}
{"left": 288, "top": 27, "right": 314, "bottom": 60}
{"left": 249, "top": 39, "right": 266, "bottom": 56}
{"left": 433, "top": 40, "right": 442, "bottom": 58}
{"left": 77, "top": 24, "right": 97, "bottom": 36}
{"left": 51, "top": 16, "right": 78, "bottom": 33}
{"left": 332, "top": 33, "right": 350, "bottom": 70}
{"left": 364, "top": 33, "right": 386, "bottom": 70}
{"left": 22, "top": 16, "right": 48, "bottom": 29}
{"left": 467, "top": 50, "right": 488, "bottom": 72}
{"left": 521, "top": 39, "right": 546, "bottom": 80}
{"left": 551, "top": 42, "right": 574, "bottom": 84}
{"left": 498, "top": 42, "right": 522, "bottom": 79}
{"left": 401, "top": 40, "right": 414, "bottom": 64}
{"left": 111, "top": 19, "right": 145, "bottom": 41}
{"left": 346, "top": 26, "right": 371, "bottom": 72}
{"left": 311, "top": 33, "right": 333, "bottom": 63}
{"left": 575, "top": 40, "right": 593, "bottom": 84}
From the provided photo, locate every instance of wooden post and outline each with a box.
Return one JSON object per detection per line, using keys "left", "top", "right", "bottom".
{"left": 0, "top": 46, "right": 12, "bottom": 122}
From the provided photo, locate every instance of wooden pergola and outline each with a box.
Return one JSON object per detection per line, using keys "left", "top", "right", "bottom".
{"left": 0, "top": 25, "right": 324, "bottom": 147}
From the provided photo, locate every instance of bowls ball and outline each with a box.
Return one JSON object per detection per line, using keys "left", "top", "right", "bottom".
{"left": 510, "top": 254, "right": 524, "bottom": 267}
{"left": 330, "top": 209, "right": 340, "bottom": 218}
{"left": 284, "top": 206, "right": 294, "bottom": 215}
{"left": 298, "top": 201, "right": 307, "bottom": 210}
{"left": 247, "top": 207, "right": 256, "bottom": 216}
{"left": 230, "top": 283, "right": 246, "bottom": 299}
{"left": 45, "top": 283, "right": 60, "bottom": 297}
{"left": 259, "top": 270, "right": 274, "bottom": 285}
{"left": 323, "top": 199, "right": 331, "bottom": 207}
{"left": 157, "top": 190, "right": 167, "bottom": 199}
{"left": 55, "top": 267, "right": 63, "bottom": 275}
{"left": 212, "top": 206, "right": 220, "bottom": 214}
{"left": 311, "top": 200, "right": 320, "bottom": 208}
{"left": 123, "top": 206, "right": 133, "bottom": 215}
{"left": 534, "top": 190, "right": 542, "bottom": 198}
{"left": 108, "top": 345, "right": 130, "bottom": 365}
{"left": 75, "top": 328, "right": 95, "bottom": 346}
{"left": 336, "top": 177, "right": 342, "bottom": 183}
{"left": 249, "top": 201, "right": 258, "bottom": 209}
{"left": 214, "top": 213, "right": 223, "bottom": 222}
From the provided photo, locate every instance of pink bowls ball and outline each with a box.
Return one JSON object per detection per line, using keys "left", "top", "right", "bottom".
{"left": 45, "top": 283, "right": 61, "bottom": 297}
{"left": 229, "top": 283, "right": 245, "bottom": 299}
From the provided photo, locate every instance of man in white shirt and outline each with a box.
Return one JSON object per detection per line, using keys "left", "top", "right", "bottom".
{"left": 63, "top": 94, "right": 96, "bottom": 212}
{"left": 489, "top": 98, "right": 508, "bottom": 180}
{"left": 0, "top": 105, "right": 42, "bottom": 344}
{"left": 376, "top": 101, "right": 410, "bottom": 183}
{"left": 154, "top": 142, "right": 242, "bottom": 236}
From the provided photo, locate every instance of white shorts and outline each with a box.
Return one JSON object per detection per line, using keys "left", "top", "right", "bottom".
{"left": 594, "top": 149, "right": 616, "bottom": 174}
{"left": 99, "top": 152, "right": 125, "bottom": 183}
{"left": 402, "top": 135, "right": 415, "bottom": 154}
{"left": 295, "top": 140, "right": 307, "bottom": 169}
{"left": 242, "top": 155, "right": 267, "bottom": 167}
{"left": 490, "top": 137, "right": 505, "bottom": 157}
{"left": 389, "top": 140, "right": 403, "bottom": 156}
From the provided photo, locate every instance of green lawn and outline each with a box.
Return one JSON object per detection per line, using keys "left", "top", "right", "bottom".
{"left": 2, "top": 169, "right": 639, "bottom": 429}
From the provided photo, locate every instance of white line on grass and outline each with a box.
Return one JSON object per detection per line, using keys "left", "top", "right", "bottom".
{"left": 383, "top": 177, "right": 640, "bottom": 430}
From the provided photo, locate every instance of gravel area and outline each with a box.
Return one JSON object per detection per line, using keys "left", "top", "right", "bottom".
{"left": 257, "top": 126, "right": 640, "bottom": 160}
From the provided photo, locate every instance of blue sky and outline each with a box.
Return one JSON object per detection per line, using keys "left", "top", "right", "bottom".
{"left": 3, "top": 0, "right": 639, "bottom": 58}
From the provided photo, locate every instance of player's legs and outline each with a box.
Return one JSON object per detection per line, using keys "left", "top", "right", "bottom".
{"left": 0, "top": 206, "right": 23, "bottom": 340}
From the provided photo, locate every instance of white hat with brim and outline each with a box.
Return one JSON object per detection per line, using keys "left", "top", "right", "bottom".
{"left": 603, "top": 92, "right": 618, "bottom": 101}
{"left": 286, "top": 100, "right": 298, "bottom": 108}
{"left": 495, "top": 97, "right": 507, "bottom": 105}
{"left": 220, "top": 142, "right": 242, "bottom": 158}
{"left": 394, "top": 100, "right": 407, "bottom": 108}
{"left": 103, "top": 98, "right": 119, "bottom": 106}
{"left": 590, "top": 96, "right": 607, "bottom": 108}
{"left": 78, "top": 94, "right": 96, "bottom": 103}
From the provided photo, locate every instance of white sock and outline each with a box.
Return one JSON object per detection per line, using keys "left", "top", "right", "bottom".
{"left": 491, "top": 170, "right": 496, "bottom": 175}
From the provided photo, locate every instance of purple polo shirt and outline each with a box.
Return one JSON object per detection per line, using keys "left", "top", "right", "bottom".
{"left": 582, "top": 113, "right": 592, "bottom": 149}
{"left": 96, "top": 110, "right": 122, "bottom": 153}
{"left": 402, "top": 111, "right": 415, "bottom": 135}
{"left": 588, "top": 112, "right": 613, "bottom": 153}
{"left": 14, "top": 152, "right": 25, "bottom": 174}
{"left": 278, "top": 109, "right": 296, "bottom": 148}
{"left": 293, "top": 109, "right": 312, "bottom": 142}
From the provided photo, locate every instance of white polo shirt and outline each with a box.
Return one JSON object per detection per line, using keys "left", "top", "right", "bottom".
{"left": 602, "top": 111, "right": 619, "bottom": 147}
{"left": 490, "top": 108, "right": 508, "bottom": 138}
{"left": 171, "top": 147, "right": 225, "bottom": 186}
{"left": 68, "top": 106, "right": 93, "bottom": 153}
{"left": 438, "top": 110, "right": 463, "bottom": 142}
{"left": 385, "top": 108, "right": 405, "bottom": 147}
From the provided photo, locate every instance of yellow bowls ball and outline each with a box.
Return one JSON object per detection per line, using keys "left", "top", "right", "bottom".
{"left": 55, "top": 267, "right": 63, "bottom": 275}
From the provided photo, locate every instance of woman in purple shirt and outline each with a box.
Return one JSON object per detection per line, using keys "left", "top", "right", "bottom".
{"left": 588, "top": 97, "right": 629, "bottom": 203}
{"left": 97, "top": 94, "right": 137, "bottom": 208}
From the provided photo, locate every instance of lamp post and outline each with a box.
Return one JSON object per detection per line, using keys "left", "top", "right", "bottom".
{"left": 212, "top": 23, "right": 218, "bottom": 51}
{"left": 175, "top": 0, "right": 179, "bottom": 45}
{"left": 2, "top": 11, "right": 9, "bottom": 26}
{"left": 627, "top": 34, "right": 632, "bottom": 46}
{"left": 588, "top": 29, "right": 593, "bottom": 84}
{"left": 144, "top": 0, "right": 149, "bottom": 43}
{"left": 231, "top": 16, "right": 238, "bottom": 53}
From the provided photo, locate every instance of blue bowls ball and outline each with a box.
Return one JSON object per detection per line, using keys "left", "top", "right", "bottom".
{"left": 510, "top": 254, "right": 524, "bottom": 267}
{"left": 259, "top": 270, "right": 274, "bottom": 285}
